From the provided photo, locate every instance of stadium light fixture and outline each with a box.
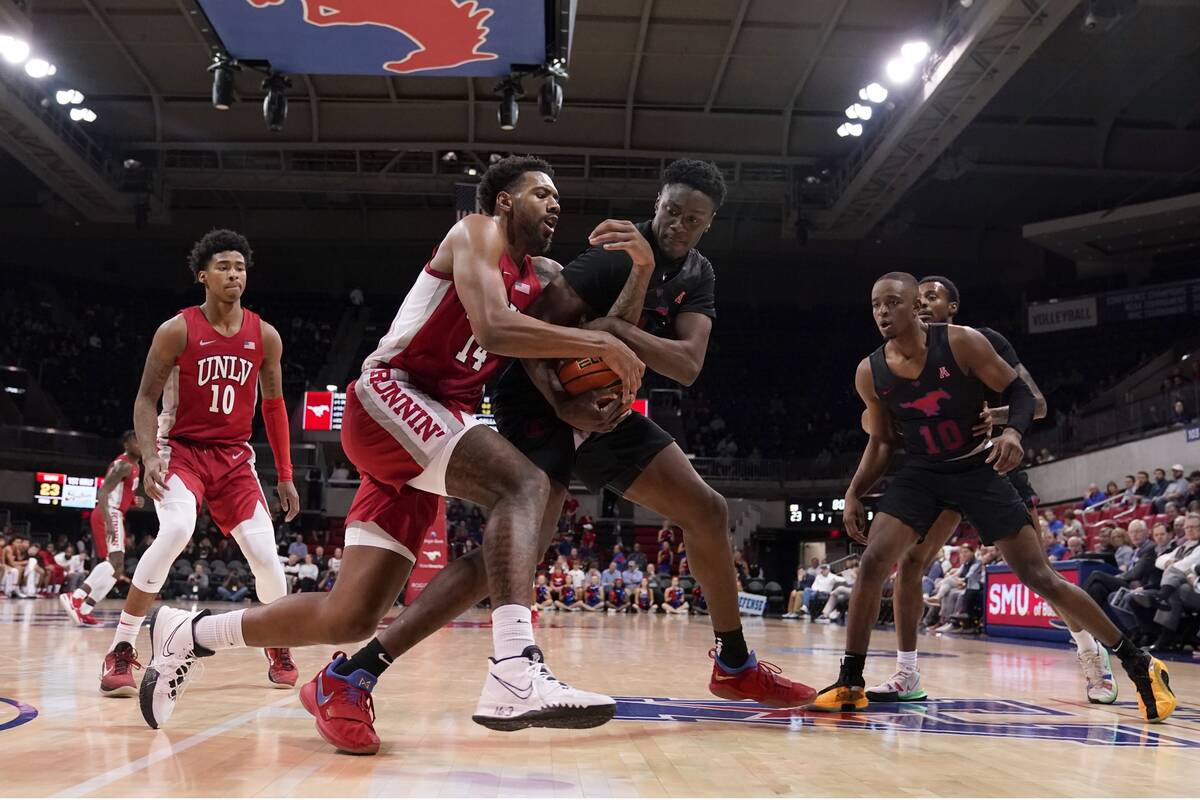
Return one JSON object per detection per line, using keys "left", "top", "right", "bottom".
{"left": 24, "top": 58, "right": 54, "bottom": 78}
{"left": 885, "top": 57, "right": 915, "bottom": 85}
{"left": 262, "top": 72, "right": 290, "bottom": 132}
{"left": 69, "top": 107, "right": 96, "bottom": 123}
{"left": 900, "top": 41, "right": 931, "bottom": 63}
{"left": 836, "top": 122, "right": 862, "bottom": 138}
{"left": 538, "top": 76, "right": 563, "bottom": 122}
{"left": 56, "top": 89, "right": 84, "bottom": 105}
{"left": 846, "top": 103, "right": 872, "bottom": 120}
{"left": 0, "top": 34, "right": 30, "bottom": 65}
{"left": 209, "top": 58, "right": 239, "bottom": 111}
{"left": 496, "top": 78, "right": 522, "bottom": 131}
{"left": 860, "top": 82, "right": 888, "bottom": 103}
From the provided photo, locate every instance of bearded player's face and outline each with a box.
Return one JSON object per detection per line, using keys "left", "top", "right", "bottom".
{"left": 504, "top": 171, "right": 560, "bottom": 255}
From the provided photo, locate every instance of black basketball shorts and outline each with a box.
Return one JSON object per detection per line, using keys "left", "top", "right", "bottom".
{"left": 494, "top": 407, "right": 675, "bottom": 494}
{"left": 877, "top": 453, "right": 1033, "bottom": 545}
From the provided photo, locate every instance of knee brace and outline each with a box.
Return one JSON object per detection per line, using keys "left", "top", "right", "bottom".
{"left": 232, "top": 503, "right": 286, "bottom": 604}
{"left": 133, "top": 498, "right": 197, "bottom": 593}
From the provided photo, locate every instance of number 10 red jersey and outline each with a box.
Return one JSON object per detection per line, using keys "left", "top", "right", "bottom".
{"left": 157, "top": 306, "right": 264, "bottom": 445}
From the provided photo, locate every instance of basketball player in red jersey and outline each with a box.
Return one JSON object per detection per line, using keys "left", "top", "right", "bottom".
{"left": 140, "top": 157, "right": 647, "bottom": 743}
{"left": 61, "top": 431, "right": 142, "bottom": 627}
{"left": 97, "top": 230, "right": 300, "bottom": 700}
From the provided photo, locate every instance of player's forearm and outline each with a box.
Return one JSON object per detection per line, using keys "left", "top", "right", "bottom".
{"left": 847, "top": 439, "right": 893, "bottom": 498}
{"left": 606, "top": 264, "right": 654, "bottom": 325}
{"left": 132, "top": 396, "right": 159, "bottom": 459}
{"left": 476, "top": 315, "right": 612, "bottom": 361}
{"left": 594, "top": 318, "right": 701, "bottom": 385}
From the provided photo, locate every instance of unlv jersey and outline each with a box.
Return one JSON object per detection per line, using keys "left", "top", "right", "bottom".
{"left": 363, "top": 250, "right": 544, "bottom": 413}
{"left": 869, "top": 324, "right": 987, "bottom": 463}
{"left": 158, "top": 306, "right": 264, "bottom": 445}
{"left": 102, "top": 453, "right": 140, "bottom": 515}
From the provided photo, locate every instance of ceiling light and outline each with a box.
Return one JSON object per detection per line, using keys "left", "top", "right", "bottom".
{"left": 498, "top": 85, "right": 519, "bottom": 131}
{"left": 885, "top": 57, "right": 915, "bottom": 84}
{"left": 56, "top": 89, "right": 84, "bottom": 105}
{"left": 70, "top": 107, "right": 96, "bottom": 123}
{"left": 846, "top": 104, "right": 859, "bottom": 120}
{"left": 24, "top": 58, "right": 54, "bottom": 78}
{"left": 261, "top": 72, "right": 290, "bottom": 132}
{"left": 846, "top": 103, "right": 872, "bottom": 120}
{"left": 861, "top": 82, "right": 888, "bottom": 103}
{"left": 0, "top": 35, "right": 30, "bottom": 65}
{"left": 836, "top": 123, "right": 851, "bottom": 138}
{"left": 900, "top": 41, "right": 931, "bottom": 63}
{"left": 538, "top": 76, "right": 563, "bottom": 122}
{"left": 465, "top": 167, "right": 478, "bottom": 176}
{"left": 209, "top": 58, "right": 239, "bottom": 111}
{"left": 848, "top": 123, "right": 863, "bottom": 136}
{"left": 441, "top": 151, "right": 458, "bottom": 162}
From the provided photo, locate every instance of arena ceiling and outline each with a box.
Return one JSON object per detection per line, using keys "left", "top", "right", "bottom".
{"left": 1, "top": 0, "right": 1198, "bottom": 271}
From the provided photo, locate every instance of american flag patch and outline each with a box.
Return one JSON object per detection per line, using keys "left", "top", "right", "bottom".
{"left": 514, "top": 281, "right": 530, "bottom": 294}
{"left": 243, "top": 340, "right": 256, "bottom": 350}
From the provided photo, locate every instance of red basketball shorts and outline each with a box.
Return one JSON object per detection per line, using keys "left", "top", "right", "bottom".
{"left": 159, "top": 439, "right": 268, "bottom": 535}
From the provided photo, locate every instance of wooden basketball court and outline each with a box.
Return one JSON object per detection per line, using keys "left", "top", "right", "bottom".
{"left": 3, "top": 598, "right": 1197, "bottom": 797}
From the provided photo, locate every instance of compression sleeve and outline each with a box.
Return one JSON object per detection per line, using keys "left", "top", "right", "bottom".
{"left": 261, "top": 396, "right": 293, "bottom": 482}
{"left": 1002, "top": 376, "right": 1036, "bottom": 437}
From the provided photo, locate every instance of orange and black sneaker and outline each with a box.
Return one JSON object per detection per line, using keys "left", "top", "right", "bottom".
{"left": 708, "top": 649, "right": 817, "bottom": 708}
{"left": 1124, "top": 649, "right": 1175, "bottom": 723}
{"left": 299, "top": 652, "right": 381, "bottom": 755}
{"left": 805, "top": 659, "right": 868, "bottom": 712}
{"left": 265, "top": 647, "right": 299, "bottom": 688}
{"left": 99, "top": 642, "right": 142, "bottom": 697}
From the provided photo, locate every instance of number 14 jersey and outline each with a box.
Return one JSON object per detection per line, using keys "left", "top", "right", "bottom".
{"left": 158, "top": 305, "right": 264, "bottom": 445}
{"left": 362, "top": 250, "right": 544, "bottom": 414}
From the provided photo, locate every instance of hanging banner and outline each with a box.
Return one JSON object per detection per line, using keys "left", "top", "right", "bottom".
{"left": 1026, "top": 296, "right": 1098, "bottom": 334}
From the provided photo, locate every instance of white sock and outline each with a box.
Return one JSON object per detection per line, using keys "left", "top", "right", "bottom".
{"left": 81, "top": 562, "right": 116, "bottom": 614}
{"left": 897, "top": 650, "right": 918, "bottom": 671}
{"left": 194, "top": 609, "right": 247, "bottom": 651}
{"left": 492, "top": 603, "right": 535, "bottom": 660}
{"left": 1070, "top": 629, "right": 1097, "bottom": 653}
{"left": 73, "top": 587, "right": 87, "bottom": 600}
{"left": 111, "top": 612, "right": 144, "bottom": 650}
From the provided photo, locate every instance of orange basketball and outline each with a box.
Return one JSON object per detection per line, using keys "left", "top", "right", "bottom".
{"left": 557, "top": 357, "right": 621, "bottom": 398}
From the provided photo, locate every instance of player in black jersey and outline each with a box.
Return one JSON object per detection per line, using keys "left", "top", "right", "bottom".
{"left": 332, "top": 159, "right": 814, "bottom": 709}
{"left": 808, "top": 272, "right": 1175, "bottom": 723}
{"left": 864, "top": 275, "right": 1117, "bottom": 707}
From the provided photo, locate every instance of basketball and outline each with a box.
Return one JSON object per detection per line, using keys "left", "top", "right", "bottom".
{"left": 557, "top": 357, "right": 622, "bottom": 397}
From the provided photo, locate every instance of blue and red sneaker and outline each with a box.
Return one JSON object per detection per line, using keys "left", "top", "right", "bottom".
{"left": 708, "top": 648, "right": 817, "bottom": 708}
{"left": 299, "top": 652, "right": 380, "bottom": 755}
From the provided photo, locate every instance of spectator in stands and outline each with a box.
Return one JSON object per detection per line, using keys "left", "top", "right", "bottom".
{"left": 1066, "top": 536, "right": 1085, "bottom": 559}
{"left": 329, "top": 461, "right": 351, "bottom": 481}
{"left": 1120, "top": 475, "right": 1138, "bottom": 506}
{"left": 611, "top": 543, "right": 628, "bottom": 570}
{"left": 628, "top": 542, "right": 648, "bottom": 572}
{"left": 656, "top": 520, "right": 674, "bottom": 547}
{"left": 1061, "top": 510, "right": 1084, "bottom": 540}
{"left": 1084, "top": 483, "right": 1107, "bottom": 507}
{"left": 60, "top": 544, "right": 87, "bottom": 594}
{"left": 282, "top": 553, "right": 301, "bottom": 593}
{"left": 1094, "top": 528, "right": 1117, "bottom": 555}
{"left": 1169, "top": 399, "right": 1191, "bottom": 427}
{"left": 621, "top": 560, "right": 644, "bottom": 591}
{"left": 555, "top": 582, "right": 581, "bottom": 612}
{"left": 1172, "top": 515, "right": 1187, "bottom": 545}
{"left": 820, "top": 558, "right": 858, "bottom": 623}
{"left": 311, "top": 546, "right": 327, "bottom": 572}
{"left": 548, "top": 563, "right": 567, "bottom": 602}
{"left": 662, "top": 576, "right": 689, "bottom": 615}
{"left": 1111, "top": 528, "right": 1135, "bottom": 571}
{"left": 296, "top": 554, "right": 319, "bottom": 592}
{"left": 183, "top": 562, "right": 210, "bottom": 601}
{"left": 1104, "top": 480, "right": 1121, "bottom": 499}
{"left": 783, "top": 566, "right": 810, "bottom": 620}
{"left": 808, "top": 564, "right": 841, "bottom": 621}
{"left": 1043, "top": 528, "right": 1067, "bottom": 561}
{"left": 581, "top": 574, "right": 606, "bottom": 611}
{"left": 1133, "top": 471, "right": 1155, "bottom": 499}
{"left": 1153, "top": 465, "right": 1191, "bottom": 513}
{"left": 568, "top": 559, "right": 586, "bottom": 591}
{"left": 644, "top": 562, "right": 665, "bottom": 596}
{"left": 533, "top": 574, "right": 554, "bottom": 611}
{"left": 1150, "top": 468, "right": 1170, "bottom": 498}
{"left": 631, "top": 578, "right": 655, "bottom": 613}
{"left": 1154, "top": 513, "right": 1200, "bottom": 606}
{"left": 1043, "top": 510, "right": 1064, "bottom": 536}
{"left": 287, "top": 533, "right": 308, "bottom": 560}
{"left": 933, "top": 545, "right": 978, "bottom": 630}
{"left": 732, "top": 549, "right": 751, "bottom": 584}
{"left": 656, "top": 540, "right": 673, "bottom": 575}
{"left": 601, "top": 561, "right": 621, "bottom": 595}
{"left": 217, "top": 570, "right": 250, "bottom": 602}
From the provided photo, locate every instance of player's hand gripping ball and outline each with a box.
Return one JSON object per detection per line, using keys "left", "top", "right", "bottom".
{"left": 557, "top": 357, "right": 622, "bottom": 398}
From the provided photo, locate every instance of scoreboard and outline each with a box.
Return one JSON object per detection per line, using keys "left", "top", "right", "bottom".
{"left": 786, "top": 497, "right": 875, "bottom": 529}
{"left": 35, "top": 471, "right": 103, "bottom": 509}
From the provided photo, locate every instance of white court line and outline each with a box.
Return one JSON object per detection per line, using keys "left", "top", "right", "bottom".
{"left": 52, "top": 694, "right": 298, "bottom": 798}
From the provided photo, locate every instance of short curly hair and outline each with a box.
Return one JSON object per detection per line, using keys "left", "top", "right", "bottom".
{"left": 476, "top": 155, "right": 554, "bottom": 215}
{"left": 918, "top": 275, "right": 960, "bottom": 304}
{"left": 187, "top": 229, "right": 253, "bottom": 278}
{"left": 661, "top": 159, "right": 727, "bottom": 208}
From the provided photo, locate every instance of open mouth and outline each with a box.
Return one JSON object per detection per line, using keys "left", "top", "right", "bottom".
{"left": 541, "top": 216, "right": 558, "bottom": 238}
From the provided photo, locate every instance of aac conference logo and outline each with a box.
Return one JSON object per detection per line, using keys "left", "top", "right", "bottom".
{"left": 613, "top": 697, "right": 1200, "bottom": 748}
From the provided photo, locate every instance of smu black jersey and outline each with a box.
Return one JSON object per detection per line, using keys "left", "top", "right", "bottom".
{"left": 494, "top": 219, "right": 716, "bottom": 409}
{"left": 870, "top": 324, "right": 987, "bottom": 463}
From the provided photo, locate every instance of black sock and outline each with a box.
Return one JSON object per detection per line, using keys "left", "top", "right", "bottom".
{"left": 841, "top": 652, "right": 867, "bottom": 686}
{"left": 715, "top": 627, "right": 749, "bottom": 669}
{"left": 334, "top": 638, "right": 394, "bottom": 681}
{"left": 1112, "top": 637, "right": 1143, "bottom": 663}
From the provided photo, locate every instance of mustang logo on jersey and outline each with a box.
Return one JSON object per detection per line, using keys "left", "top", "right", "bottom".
{"left": 196, "top": 355, "right": 255, "bottom": 387}
{"left": 366, "top": 369, "right": 446, "bottom": 443}
{"left": 899, "top": 389, "right": 952, "bottom": 418}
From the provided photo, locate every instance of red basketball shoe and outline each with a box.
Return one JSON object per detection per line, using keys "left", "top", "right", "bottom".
{"left": 59, "top": 593, "right": 83, "bottom": 625}
{"left": 99, "top": 642, "right": 141, "bottom": 697}
{"left": 80, "top": 610, "right": 102, "bottom": 626}
{"left": 265, "top": 647, "right": 298, "bottom": 687}
{"left": 299, "top": 653, "right": 380, "bottom": 755}
{"left": 708, "top": 649, "right": 816, "bottom": 708}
